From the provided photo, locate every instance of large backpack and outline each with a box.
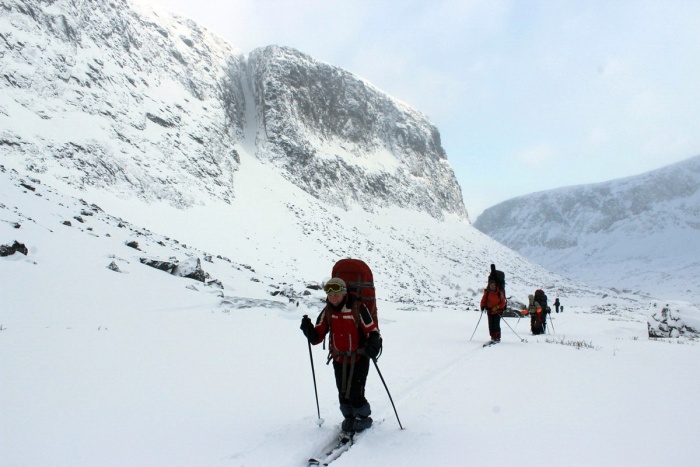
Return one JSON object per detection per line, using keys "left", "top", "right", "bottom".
{"left": 488, "top": 263, "right": 506, "bottom": 297}
{"left": 534, "top": 289, "right": 548, "bottom": 311}
{"left": 331, "top": 258, "right": 378, "bottom": 329}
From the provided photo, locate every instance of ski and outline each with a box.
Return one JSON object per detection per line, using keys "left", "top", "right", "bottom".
{"left": 482, "top": 340, "right": 499, "bottom": 347}
{"left": 307, "top": 433, "right": 354, "bottom": 466}
{"left": 307, "top": 440, "right": 353, "bottom": 466}
{"left": 307, "top": 418, "right": 382, "bottom": 465}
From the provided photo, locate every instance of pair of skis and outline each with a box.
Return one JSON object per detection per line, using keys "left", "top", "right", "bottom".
{"left": 307, "top": 431, "right": 356, "bottom": 466}
{"left": 482, "top": 340, "right": 499, "bottom": 348}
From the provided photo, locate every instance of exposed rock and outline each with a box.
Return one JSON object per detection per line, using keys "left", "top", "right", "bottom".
{"left": 207, "top": 279, "right": 224, "bottom": 289}
{"left": 647, "top": 302, "right": 700, "bottom": 338}
{"left": 139, "top": 257, "right": 178, "bottom": 273}
{"left": 248, "top": 45, "right": 466, "bottom": 220}
{"left": 0, "top": 241, "right": 28, "bottom": 257}
{"left": 172, "top": 256, "right": 206, "bottom": 282}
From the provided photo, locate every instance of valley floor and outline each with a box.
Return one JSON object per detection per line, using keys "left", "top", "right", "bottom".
{"left": 2, "top": 293, "right": 698, "bottom": 467}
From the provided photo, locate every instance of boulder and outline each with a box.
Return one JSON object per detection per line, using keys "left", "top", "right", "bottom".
{"left": 172, "top": 256, "right": 206, "bottom": 282}
{"left": 648, "top": 301, "right": 700, "bottom": 338}
{"left": 140, "top": 257, "right": 178, "bottom": 273}
{"left": 0, "top": 241, "right": 28, "bottom": 257}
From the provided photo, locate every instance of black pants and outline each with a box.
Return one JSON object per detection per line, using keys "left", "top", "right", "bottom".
{"left": 333, "top": 356, "right": 370, "bottom": 408}
{"left": 531, "top": 314, "right": 545, "bottom": 334}
{"left": 487, "top": 313, "right": 501, "bottom": 340}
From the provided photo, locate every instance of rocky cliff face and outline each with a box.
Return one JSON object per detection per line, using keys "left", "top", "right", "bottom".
{"left": 247, "top": 45, "right": 466, "bottom": 219}
{"left": 0, "top": 0, "right": 466, "bottom": 219}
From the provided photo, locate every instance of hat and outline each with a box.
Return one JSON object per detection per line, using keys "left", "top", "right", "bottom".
{"left": 323, "top": 277, "right": 347, "bottom": 294}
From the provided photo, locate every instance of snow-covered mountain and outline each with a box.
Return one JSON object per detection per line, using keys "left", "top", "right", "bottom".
{"left": 474, "top": 154, "right": 700, "bottom": 303}
{"left": 247, "top": 45, "right": 465, "bottom": 218}
{"left": 1, "top": 0, "right": 245, "bottom": 207}
{"left": 0, "top": 0, "right": 465, "bottom": 220}
{"left": 3, "top": 2, "right": 700, "bottom": 466}
{"left": 1, "top": 0, "right": 563, "bottom": 307}
{"left": 2, "top": 0, "right": 683, "bottom": 306}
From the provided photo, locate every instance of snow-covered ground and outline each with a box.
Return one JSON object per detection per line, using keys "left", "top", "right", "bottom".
{"left": 2, "top": 162, "right": 699, "bottom": 467}
{"left": 2, "top": 280, "right": 698, "bottom": 466}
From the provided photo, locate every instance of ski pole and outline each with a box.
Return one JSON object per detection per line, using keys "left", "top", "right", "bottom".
{"left": 372, "top": 357, "right": 404, "bottom": 430}
{"left": 501, "top": 315, "right": 524, "bottom": 342}
{"left": 304, "top": 315, "right": 323, "bottom": 426}
{"left": 469, "top": 308, "right": 484, "bottom": 341}
{"left": 549, "top": 312, "right": 556, "bottom": 334}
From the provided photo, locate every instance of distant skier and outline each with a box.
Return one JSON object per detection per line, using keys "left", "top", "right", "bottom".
{"left": 300, "top": 277, "right": 382, "bottom": 438}
{"left": 533, "top": 289, "right": 550, "bottom": 333}
{"left": 524, "top": 294, "right": 544, "bottom": 335}
{"left": 480, "top": 279, "right": 507, "bottom": 342}
{"left": 554, "top": 297, "right": 561, "bottom": 313}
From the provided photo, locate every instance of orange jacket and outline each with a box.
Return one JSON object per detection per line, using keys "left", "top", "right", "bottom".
{"left": 480, "top": 286, "right": 506, "bottom": 314}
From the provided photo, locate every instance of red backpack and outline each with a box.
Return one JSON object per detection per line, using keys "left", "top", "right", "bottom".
{"left": 331, "top": 258, "right": 378, "bottom": 329}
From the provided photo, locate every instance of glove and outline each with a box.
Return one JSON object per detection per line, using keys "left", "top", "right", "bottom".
{"left": 480, "top": 306, "right": 486, "bottom": 312}
{"left": 300, "top": 316, "right": 318, "bottom": 341}
{"left": 364, "top": 332, "right": 382, "bottom": 359}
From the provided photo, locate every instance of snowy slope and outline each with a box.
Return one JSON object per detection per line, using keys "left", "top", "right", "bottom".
{"left": 2, "top": 164, "right": 699, "bottom": 467}
{"left": 1, "top": 0, "right": 465, "bottom": 221}
{"left": 474, "top": 155, "right": 700, "bottom": 303}
{"left": 0, "top": 0, "right": 245, "bottom": 207}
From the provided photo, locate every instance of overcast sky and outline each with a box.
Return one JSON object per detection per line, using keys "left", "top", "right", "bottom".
{"left": 145, "top": 0, "right": 700, "bottom": 218}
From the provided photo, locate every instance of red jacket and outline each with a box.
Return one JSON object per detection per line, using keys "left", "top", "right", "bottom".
{"left": 480, "top": 286, "right": 507, "bottom": 315}
{"left": 310, "top": 302, "right": 378, "bottom": 362}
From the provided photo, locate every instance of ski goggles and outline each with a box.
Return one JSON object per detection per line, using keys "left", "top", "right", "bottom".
{"left": 323, "top": 282, "right": 347, "bottom": 294}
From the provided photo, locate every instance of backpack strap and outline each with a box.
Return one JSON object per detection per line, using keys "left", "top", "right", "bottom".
{"left": 340, "top": 353, "right": 357, "bottom": 399}
{"left": 325, "top": 301, "right": 374, "bottom": 365}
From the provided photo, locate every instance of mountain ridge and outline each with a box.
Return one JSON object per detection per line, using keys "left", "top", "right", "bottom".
{"left": 1, "top": 0, "right": 466, "bottom": 220}
{"left": 3, "top": 0, "right": 686, "bottom": 305}
{"left": 474, "top": 154, "right": 700, "bottom": 302}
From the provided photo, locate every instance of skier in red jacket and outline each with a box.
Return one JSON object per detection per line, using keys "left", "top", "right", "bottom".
{"left": 300, "top": 277, "right": 382, "bottom": 436}
{"left": 480, "top": 280, "right": 507, "bottom": 342}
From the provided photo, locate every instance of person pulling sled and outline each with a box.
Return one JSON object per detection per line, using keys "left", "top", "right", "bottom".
{"left": 300, "top": 276, "right": 382, "bottom": 438}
